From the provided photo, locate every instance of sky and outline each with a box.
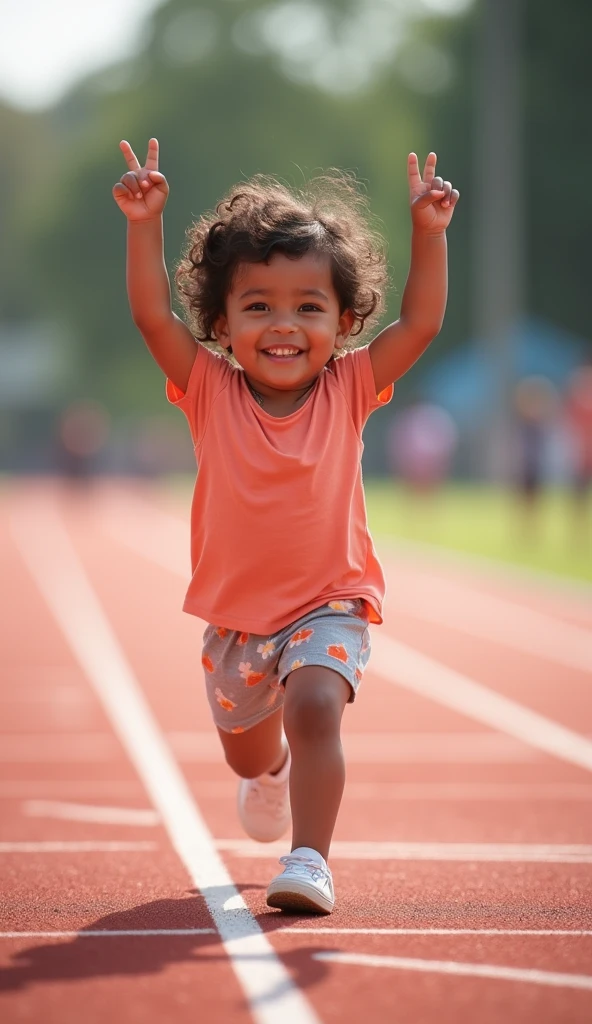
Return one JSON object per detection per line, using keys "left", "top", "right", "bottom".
{"left": 0, "top": 0, "right": 472, "bottom": 111}
{"left": 0, "top": 0, "right": 166, "bottom": 110}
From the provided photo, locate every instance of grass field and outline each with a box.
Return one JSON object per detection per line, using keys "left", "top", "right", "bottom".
{"left": 365, "top": 481, "right": 592, "bottom": 585}
{"left": 164, "top": 475, "right": 592, "bottom": 585}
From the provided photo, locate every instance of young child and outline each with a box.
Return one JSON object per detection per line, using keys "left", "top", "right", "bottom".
{"left": 113, "top": 140, "right": 459, "bottom": 914}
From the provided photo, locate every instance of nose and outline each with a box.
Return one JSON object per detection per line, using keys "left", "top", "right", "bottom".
{"left": 269, "top": 317, "right": 298, "bottom": 334}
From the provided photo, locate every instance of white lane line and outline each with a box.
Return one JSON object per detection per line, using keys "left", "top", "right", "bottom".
{"left": 3, "top": 729, "right": 548, "bottom": 765}
{"left": 340, "top": 783, "right": 592, "bottom": 801}
{"left": 0, "top": 930, "right": 216, "bottom": 938}
{"left": 11, "top": 500, "right": 320, "bottom": 1024}
{"left": 312, "top": 951, "right": 592, "bottom": 991}
{"left": 102, "top": 496, "right": 592, "bottom": 772}
{"left": 284, "top": 928, "right": 592, "bottom": 937}
{"left": 216, "top": 839, "right": 592, "bottom": 863}
{"left": 0, "top": 842, "right": 156, "bottom": 852}
{"left": 5, "top": 780, "right": 592, "bottom": 802}
{"left": 0, "top": 781, "right": 144, "bottom": 798}
{"left": 184, "top": 781, "right": 592, "bottom": 802}
{"left": 384, "top": 571, "right": 592, "bottom": 675}
{"left": 23, "top": 800, "right": 160, "bottom": 826}
{"left": 3, "top": 839, "right": 592, "bottom": 862}
{"left": 2, "top": 928, "right": 591, "bottom": 940}
{"left": 0, "top": 734, "right": 119, "bottom": 761}
{"left": 0, "top": 729, "right": 547, "bottom": 765}
{"left": 371, "top": 631, "right": 592, "bottom": 774}
{"left": 2, "top": 925, "right": 585, "bottom": 937}
{"left": 168, "top": 729, "right": 544, "bottom": 764}
{"left": 0, "top": 681, "right": 90, "bottom": 703}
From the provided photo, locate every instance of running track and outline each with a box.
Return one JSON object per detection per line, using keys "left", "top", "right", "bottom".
{"left": 1, "top": 478, "right": 591, "bottom": 1023}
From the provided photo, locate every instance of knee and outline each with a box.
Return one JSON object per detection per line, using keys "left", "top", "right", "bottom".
{"left": 283, "top": 686, "right": 343, "bottom": 744}
{"left": 223, "top": 747, "right": 272, "bottom": 779}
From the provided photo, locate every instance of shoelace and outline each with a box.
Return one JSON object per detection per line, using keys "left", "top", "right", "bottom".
{"left": 278, "top": 854, "right": 331, "bottom": 885}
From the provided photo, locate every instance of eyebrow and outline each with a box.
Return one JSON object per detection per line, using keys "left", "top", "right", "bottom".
{"left": 238, "top": 288, "right": 329, "bottom": 301}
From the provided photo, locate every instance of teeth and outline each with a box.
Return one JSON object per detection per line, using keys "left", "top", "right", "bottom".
{"left": 266, "top": 348, "right": 300, "bottom": 356}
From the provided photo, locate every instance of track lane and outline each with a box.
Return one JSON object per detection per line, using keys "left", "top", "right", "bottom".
{"left": 62, "top": 484, "right": 592, "bottom": 842}
{"left": 3, "top": 479, "right": 592, "bottom": 1024}
{"left": 61, "top": 483, "right": 592, "bottom": 1020}
{"left": 1, "top": 486, "right": 290, "bottom": 1024}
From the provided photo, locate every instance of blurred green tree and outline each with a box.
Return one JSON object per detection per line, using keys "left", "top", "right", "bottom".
{"left": 416, "top": 0, "right": 592, "bottom": 352}
{"left": 0, "top": 103, "right": 52, "bottom": 322}
{"left": 5, "top": 0, "right": 591, "bottom": 421}
{"left": 24, "top": 0, "right": 427, "bottom": 411}
{"left": 522, "top": 0, "right": 592, "bottom": 343}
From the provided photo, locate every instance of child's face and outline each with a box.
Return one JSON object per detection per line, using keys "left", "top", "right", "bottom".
{"left": 215, "top": 252, "right": 354, "bottom": 393}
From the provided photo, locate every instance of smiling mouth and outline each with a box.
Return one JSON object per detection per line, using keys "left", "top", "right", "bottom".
{"left": 262, "top": 347, "right": 303, "bottom": 359}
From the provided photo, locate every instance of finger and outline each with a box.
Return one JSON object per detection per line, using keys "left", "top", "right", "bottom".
{"left": 144, "top": 138, "right": 159, "bottom": 172}
{"left": 146, "top": 170, "right": 169, "bottom": 193}
{"left": 137, "top": 167, "right": 160, "bottom": 191}
{"left": 441, "top": 180, "right": 452, "bottom": 207}
{"left": 121, "top": 171, "right": 142, "bottom": 199}
{"left": 407, "top": 152, "right": 422, "bottom": 193}
{"left": 432, "top": 176, "right": 443, "bottom": 193}
{"left": 413, "top": 188, "right": 446, "bottom": 209}
{"left": 112, "top": 183, "right": 132, "bottom": 205}
{"left": 449, "top": 189, "right": 460, "bottom": 208}
{"left": 422, "top": 152, "right": 437, "bottom": 185}
{"left": 119, "top": 140, "right": 141, "bottom": 172}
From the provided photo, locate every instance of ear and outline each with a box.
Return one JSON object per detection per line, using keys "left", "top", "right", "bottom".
{"left": 213, "top": 314, "right": 231, "bottom": 350}
{"left": 334, "top": 309, "right": 355, "bottom": 350}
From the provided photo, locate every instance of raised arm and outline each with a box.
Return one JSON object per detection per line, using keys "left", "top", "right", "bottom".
{"left": 368, "top": 153, "right": 459, "bottom": 395}
{"left": 113, "top": 138, "right": 197, "bottom": 393}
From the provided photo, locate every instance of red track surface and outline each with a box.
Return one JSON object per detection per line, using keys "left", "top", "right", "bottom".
{"left": 1, "top": 479, "right": 591, "bottom": 1023}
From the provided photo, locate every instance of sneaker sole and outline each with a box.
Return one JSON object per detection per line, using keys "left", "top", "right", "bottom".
{"left": 266, "top": 882, "right": 334, "bottom": 915}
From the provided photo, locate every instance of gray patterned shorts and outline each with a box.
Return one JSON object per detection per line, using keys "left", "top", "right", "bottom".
{"left": 201, "top": 599, "right": 371, "bottom": 733}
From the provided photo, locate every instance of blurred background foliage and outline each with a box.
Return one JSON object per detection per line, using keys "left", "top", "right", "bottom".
{"left": 1, "top": 0, "right": 591, "bottom": 464}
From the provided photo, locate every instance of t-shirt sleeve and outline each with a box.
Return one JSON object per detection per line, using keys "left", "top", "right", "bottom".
{"left": 332, "top": 345, "right": 394, "bottom": 434}
{"left": 165, "top": 343, "right": 231, "bottom": 448}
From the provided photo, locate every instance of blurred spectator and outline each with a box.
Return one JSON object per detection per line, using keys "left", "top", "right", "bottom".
{"left": 564, "top": 365, "right": 592, "bottom": 538}
{"left": 55, "top": 400, "right": 110, "bottom": 481}
{"left": 128, "top": 416, "right": 195, "bottom": 476}
{"left": 386, "top": 402, "right": 458, "bottom": 494}
{"left": 512, "top": 376, "right": 558, "bottom": 536}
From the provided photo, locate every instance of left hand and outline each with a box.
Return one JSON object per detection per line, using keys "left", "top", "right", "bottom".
{"left": 408, "top": 152, "right": 459, "bottom": 234}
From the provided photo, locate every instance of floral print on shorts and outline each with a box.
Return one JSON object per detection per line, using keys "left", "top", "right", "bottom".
{"left": 201, "top": 599, "right": 371, "bottom": 733}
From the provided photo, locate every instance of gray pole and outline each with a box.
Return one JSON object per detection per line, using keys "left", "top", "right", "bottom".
{"left": 472, "top": 0, "right": 524, "bottom": 479}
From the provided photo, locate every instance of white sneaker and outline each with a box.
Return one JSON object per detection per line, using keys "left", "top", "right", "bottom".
{"left": 237, "top": 747, "right": 291, "bottom": 842}
{"left": 266, "top": 847, "right": 335, "bottom": 914}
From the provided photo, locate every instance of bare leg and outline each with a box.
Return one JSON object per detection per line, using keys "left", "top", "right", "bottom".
{"left": 282, "top": 665, "right": 351, "bottom": 861}
{"left": 217, "top": 705, "right": 286, "bottom": 779}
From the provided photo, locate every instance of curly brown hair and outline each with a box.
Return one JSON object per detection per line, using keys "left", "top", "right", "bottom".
{"left": 175, "top": 171, "right": 388, "bottom": 351}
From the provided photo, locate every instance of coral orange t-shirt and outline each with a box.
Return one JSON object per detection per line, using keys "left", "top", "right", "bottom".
{"left": 167, "top": 343, "right": 393, "bottom": 635}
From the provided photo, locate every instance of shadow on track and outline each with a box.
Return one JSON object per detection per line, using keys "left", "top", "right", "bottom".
{"left": 0, "top": 888, "right": 337, "bottom": 997}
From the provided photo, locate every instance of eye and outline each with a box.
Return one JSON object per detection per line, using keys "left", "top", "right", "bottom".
{"left": 299, "top": 303, "right": 322, "bottom": 312}
{"left": 245, "top": 302, "right": 268, "bottom": 311}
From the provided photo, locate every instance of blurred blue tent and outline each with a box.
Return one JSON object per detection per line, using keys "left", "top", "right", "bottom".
{"left": 420, "top": 317, "right": 587, "bottom": 427}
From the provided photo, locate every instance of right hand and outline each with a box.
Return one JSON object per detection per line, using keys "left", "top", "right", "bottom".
{"left": 112, "top": 138, "right": 169, "bottom": 221}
